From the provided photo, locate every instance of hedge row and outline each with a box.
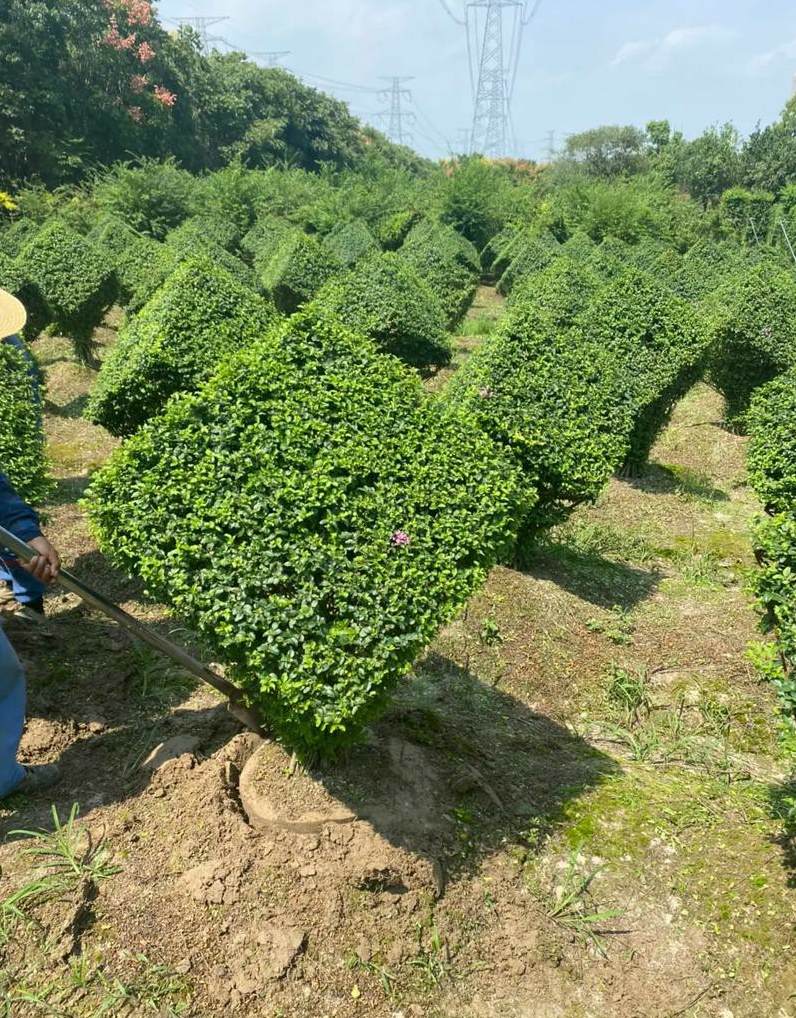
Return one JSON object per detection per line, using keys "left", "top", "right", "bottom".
{"left": 0, "top": 340, "right": 50, "bottom": 505}
{"left": 85, "top": 257, "right": 279, "bottom": 436}
{"left": 84, "top": 310, "right": 527, "bottom": 753}
{"left": 746, "top": 371, "right": 796, "bottom": 676}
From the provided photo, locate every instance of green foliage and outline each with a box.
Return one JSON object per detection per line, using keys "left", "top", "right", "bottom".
{"left": 262, "top": 233, "right": 341, "bottom": 314}
{"left": 720, "top": 187, "right": 774, "bottom": 244}
{"left": 0, "top": 251, "right": 28, "bottom": 297}
{"left": 376, "top": 209, "right": 422, "bottom": 250}
{"left": 398, "top": 220, "right": 479, "bottom": 326}
{"left": 747, "top": 374, "right": 796, "bottom": 675}
{"left": 86, "top": 257, "right": 279, "bottom": 437}
{"left": 84, "top": 310, "right": 526, "bottom": 753}
{"left": 664, "top": 124, "right": 742, "bottom": 206}
{"left": 563, "top": 125, "right": 649, "bottom": 178}
{"left": 87, "top": 216, "right": 178, "bottom": 311}
{"left": 165, "top": 219, "right": 258, "bottom": 291}
{"left": 439, "top": 158, "right": 512, "bottom": 250}
{"left": 706, "top": 260, "right": 796, "bottom": 425}
{"left": 578, "top": 267, "right": 709, "bottom": 469}
{"left": 19, "top": 220, "right": 116, "bottom": 361}
{"left": 312, "top": 251, "right": 451, "bottom": 369}
{"left": 242, "top": 215, "right": 296, "bottom": 266}
{"left": 497, "top": 234, "right": 559, "bottom": 295}
{"left": 445, "top": 300, "right": 629, "bottom": 529}
{"left": 560, "top": 230, "right": 597, "bottom": 262}
{"left": 0, "top": 219, "right": 40, "bottom": 258}
{"left": 0, "top": 341, "right": 50, "bottom": 504}
{"left": 91, "top": 160, "right": 197, "bottom": 241}
{"left": 508, "top": 256, "right": 602, "bottom": 326}
{"left": 322, "top": 220, "right": 379, "bottom": 267}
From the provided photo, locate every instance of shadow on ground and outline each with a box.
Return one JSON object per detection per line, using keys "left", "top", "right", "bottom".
{"left": 627, "top": 462, "right": 729, "bottom": 503}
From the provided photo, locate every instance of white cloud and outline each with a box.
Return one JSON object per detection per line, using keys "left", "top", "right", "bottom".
{"left": 611, "top": 24, "right": 736, "bottom": 71}
{"left": 749, "top": 37, "right": 796, "bottom": 76}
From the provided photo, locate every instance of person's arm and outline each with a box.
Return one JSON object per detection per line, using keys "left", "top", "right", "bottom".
{"left": 0, "top": 473, "right": 60, "bottom": 583}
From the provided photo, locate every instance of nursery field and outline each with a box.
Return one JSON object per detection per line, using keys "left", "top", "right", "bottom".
{"left": 2, "top": 101, "right": 796, "bottom": 1016}
{"left": 2, "top": 313, "right": 796, "bottom": 1017}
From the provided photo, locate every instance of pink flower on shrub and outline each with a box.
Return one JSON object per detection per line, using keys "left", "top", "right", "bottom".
{"left": 124, "top": 0, "right": 153, "bottom": 26}
{"left": 153, "top": 85, "right": 177, "bottom": 108}
{"left": 138, "top": 40, "right": 155, "bottom": 62}
{"left": 390, "top": 530, "right": 411, "bottom": 547}
{"left": 128, "top": 105, "right": 144, "bottom": 123}
{"left": 130, "top": 73, "right": 149, "bottom": 93}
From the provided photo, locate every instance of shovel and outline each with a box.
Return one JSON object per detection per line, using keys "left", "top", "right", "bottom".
{"left": 0, "top": 524, "right": 266, "bottom": 737}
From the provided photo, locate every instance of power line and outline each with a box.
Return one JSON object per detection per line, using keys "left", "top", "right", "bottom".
{"left": 250, "top": 51, "right": 291, "bottom": 67}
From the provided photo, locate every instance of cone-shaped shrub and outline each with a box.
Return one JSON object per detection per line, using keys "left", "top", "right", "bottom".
{"left": 376, "top": 209, "right": 421, "bottom": 250}
{"left": 86, "top": 257, "right": 279, "bottom": 436}
{"left": 398, "top": 221, "right": 479, "bottom": 327}
{"left": 445, "top": 300, "right": 630, "bottom": 529}
{"left": 576, "top": 267, "right": 710, "bottom": 469}
{"left": 747, "top": 371, "right": 796, "bottom": 672}
{"left": 262, "top": 233, "right": 341, "bottom": 314}
{"left": 19, "top": 220, "right": 116, "bottom": 361}
{"left": 311, "top": 252, "right": 451, "bottom": 369}
{"left": 323, "top": 220, "right": 379, "bottom": 267}
{"left": 706, "top": 260, "right": 796, "bottom": 426}
{"left": 167, "top": 215, "right": 240, "bottom": 254}
{"left": 508, "top": 256, "right": 602, "bottom": 327}
{"left": 481, "top": 225, "right": 519, "bottom": 274}
{"left": 84, "top": 310, "right": 527, "bottom": 753}
{"left": 0, "top": 219, "right": 39, "bottom": 258}
{"left": 561, "top": 230, "right": 596, "bottom": 262}
{"left": 0, "top": 253, "right": 50, "bottom": 340}
{"left": 242, "top": 215, "right": 295, "bottom": 265}
{"left": 0, "top": 340, "right": 50, "bottom": 504}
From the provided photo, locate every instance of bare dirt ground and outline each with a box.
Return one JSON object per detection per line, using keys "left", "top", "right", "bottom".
{"left": 2, "top": 305, "right": 796, "bottom": 1018}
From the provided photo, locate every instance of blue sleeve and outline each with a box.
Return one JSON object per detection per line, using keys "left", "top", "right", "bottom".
{"left": 0, "top": 473, "right": 42, "bottom": 543}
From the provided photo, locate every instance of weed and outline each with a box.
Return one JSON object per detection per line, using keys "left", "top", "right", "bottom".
{"left": 348, "top": 955, "right": 400, "bottom": 999}
{"left": 544, "top": 848, "right": 625, "bottom": 956}
{"left": 478, "top": 617, "right": 503, "bottom": 646}
{"left": 407, "top": 923, "right": 452, "bottom": 987}
{"left": 457, "top": 313, "right": 495, "bottom": 337}
{"left": 129, "top": 643, "right": 196, "bottom": 707}
{"left": 604, "top": 664, "right": 649, "bottom": 724}
{"left": 586, "top": 606, "right": 635, "bottom": 645}
{"left": 550, "top": 518, "right": 657, "bottom": 566}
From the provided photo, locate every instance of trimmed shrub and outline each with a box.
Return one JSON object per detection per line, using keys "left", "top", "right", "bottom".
{"left": 312, "top": 252, "right": 451, "bottom": 369}
{"left": 0, "top": 252, "right": 50, "bottom": 341}
{"left": 241, "top": 215, "right": 295, "bottom": 264}
{"left": 481, "top": 224, "right": 518, "bottom": 273}
{"left": 84, "top": 310, "right": 527, "bottom": 753}
{"left": 262, "top": 233, "right": 341, "bottom": 314}
{"left": 585, "top": 235, "right": 633, "bottom": 281}
{"left": 376, "top": 209, "right": 421, "bottom": 250}
{"left": 676, "top": 239, "right": 745, "bottom": 302}
{"left": 0, "top": 219, "right": 40, "bottom": 258}
{"left": 747, "top": 372, "right": 796, "bottom": 673}
{"left": 561, "top": 230, "right": 597, "bottom": 262}
{"left": 19, "top": 220, "right": 116, "bottom": 361}
{"left": 497, "top": 235, "right": 560, "bottom": 296}
{"left": 706, "top": 260, "right": 796, "bottom": 426}
{"left": 168, "top": 214, "right": 240, "bottom": 254}
{"left": 508, "top": 256, "right": 602, "bottom": 327}
{"left": 576, "top": 267, "right": 710, "bottom": 469}
{"left": 0, "top": 340, "right": 50, "bottom": 504}
{"left": 398, "top": 221, "right": 479, "bottom": 327}
{"left": 88, "top": 216, "right": 178, "bottom": 311}
{"left": 445, "top": 300, "right": 630, "bottom": 529}
{"left": 165, "top": 219, "right": 257, "bottom": 291}
{"left": 86, "top": 257, "right": 279, "bottom": 436}
{"left": 322, "top": 220, "right": 379, "bottom": 267}
{"left": 0, "top": 250, "right": 28, "bottom": 297}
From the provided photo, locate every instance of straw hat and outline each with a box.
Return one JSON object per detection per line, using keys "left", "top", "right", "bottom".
{"left": 0, "top": 289, "right": 26, "bottom": 340}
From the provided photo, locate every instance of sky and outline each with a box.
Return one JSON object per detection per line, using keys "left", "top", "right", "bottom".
{"left": 156, "top": 0, "right": 796, "bottom": 161}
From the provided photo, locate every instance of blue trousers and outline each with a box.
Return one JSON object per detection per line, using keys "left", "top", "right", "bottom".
{"left": 0, "top": 626, "right": 26, "bottom": 797}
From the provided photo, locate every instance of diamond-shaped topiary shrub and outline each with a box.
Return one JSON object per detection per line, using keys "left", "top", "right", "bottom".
{"left": 262, "top": 233, "right": 342, "bottom": 314}
{"left": 310, "top": 252, "right": 451, "bottom": 370}
{"left": 18, "top": 220, "right": 117, "bottom": 362}
{"left": 322, "top": 220, "right": 379, "bottom": 268}
{"left": 84, "top": 309, "right": 527, "bottom": 755}
{"left": 398, "top": 220, "right": 479, "bottom": 327}
{"left": 497, "top": 234, "right": 560, "bottom": 296}
{"left": 508, "top": 255, "right": 602, "bottom": 327}
{"left": 0, "top": 252, "right": 50, "bottom": 341}
{"left": 0, "top": 339, "right": 51, "bottom": 504}
{"left": 705, "top": 260, "right": 796, "bottom": 427}
{"left": 165, "top": 220, "right": 258, "bottom": 292}
{"left": 0, "top": 219, "right": 40, "bottom": 258}
{"left": 85, "top": 256, "right": 279, "bottom": 437}
{"left": 445, "top": 299, "right": 631, "bottom": 531}
{"left": 88, "top": 215, "right": 179, "bottom": 312}
{"left": 376, "top": 209, "right": 421, "bottom": 251}
{"left": 241, "top": 215, "right": 296, "bottom": 267}
{"left": 575, "top": 266, "right": 710, "bottom": 471}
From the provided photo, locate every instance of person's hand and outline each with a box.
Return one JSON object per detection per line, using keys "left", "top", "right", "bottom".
{"left": 22, "top": 535, "right": 61, "bottom": 585}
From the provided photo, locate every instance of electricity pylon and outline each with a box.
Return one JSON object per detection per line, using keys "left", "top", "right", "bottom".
{"left": 251, "top": 51, "right": 291, "bottom": 67}
{"left": 379, "top": 77, "right": 415, "bottom": 146}
{"left": 167, "top": 16, "right": 229, "bottom": 53}
{"left": 438, "top": 0, "right": 543, "bottom": 157}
